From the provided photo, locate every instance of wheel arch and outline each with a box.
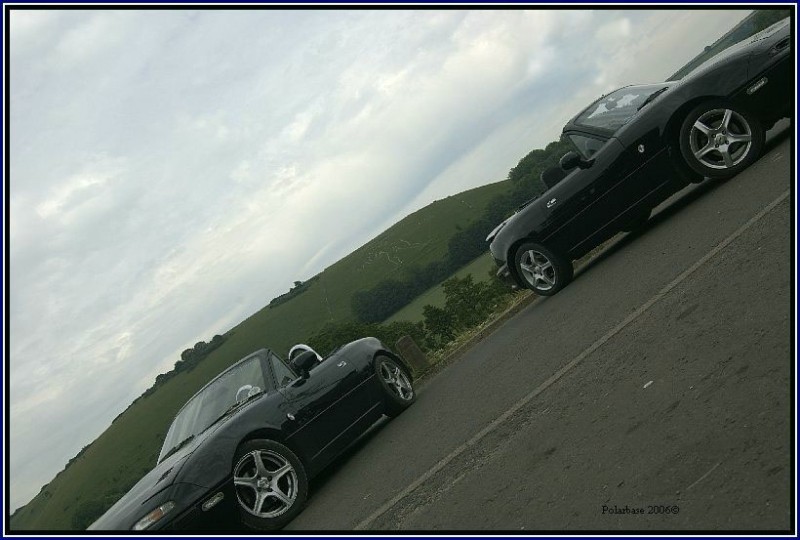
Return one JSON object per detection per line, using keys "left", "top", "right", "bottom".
{"left": 506, "top": 235, "right": 541, "bottom": 287}
{"left": 233, "top": 428, "right": 306, "bottom": 469}
{"left": 663, "top": 95, "right": 725, "bottom": 148}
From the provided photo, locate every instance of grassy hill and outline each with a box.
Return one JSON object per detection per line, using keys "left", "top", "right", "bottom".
{"left": 9, "top": 179, "right": 511, "bottom": 531}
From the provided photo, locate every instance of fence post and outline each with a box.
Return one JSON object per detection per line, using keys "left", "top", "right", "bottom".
{"left": 395, "top": 335, "right": 429, "bottom": 375}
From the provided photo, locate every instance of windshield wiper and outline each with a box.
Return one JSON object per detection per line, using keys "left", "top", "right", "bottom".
{"left": 637, "top": 87, "right": 669, "bottom": 111}
{"left": 160, "top": 434, "right": 195, "bottom": 462}
{"left": 211, "top": 391, "right": 264, "bottom": 426}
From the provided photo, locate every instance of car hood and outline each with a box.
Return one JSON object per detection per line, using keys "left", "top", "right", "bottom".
{"left": 684, "top": 17, "right": 790, "bottom": 80}
{"left": 87, "top": 404, "right": 247, "bottom": 530}
{"left": 87, "top": 448, "right": 193, "bottom": 530}
{"left": 489, "top": 196, "right": 545, "bottom": 260}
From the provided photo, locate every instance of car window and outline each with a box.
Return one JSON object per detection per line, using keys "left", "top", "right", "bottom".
{"left": 567, "top": 133, "right": 607, "bottom": 160}
{"left": 269, "top": 353, "right": 298, "bottom": 387}
{"left": 575, "top": 84, "right": 666, "bottom": 132}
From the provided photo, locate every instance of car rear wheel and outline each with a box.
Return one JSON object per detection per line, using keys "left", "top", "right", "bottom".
{"left": 233, "top": 440, "right": 308, "bottom": 530}
{"left": 375, "top": 356, "right": 415, "bottom": 417}
{"left": 513, "top": 242, "right": 573, "bottom": 296}
{"left": 679, "top": 100, "right": 764, "bottom": 179}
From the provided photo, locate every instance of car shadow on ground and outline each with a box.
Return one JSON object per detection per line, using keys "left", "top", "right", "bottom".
{"left": 573, "top": 123, "right": 791, "bottom": 281}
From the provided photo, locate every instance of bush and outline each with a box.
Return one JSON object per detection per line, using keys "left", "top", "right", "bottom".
{"left": 307, "top": 320, "right": 427, "bottom": 357}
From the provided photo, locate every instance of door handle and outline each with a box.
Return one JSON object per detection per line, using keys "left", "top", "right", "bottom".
{"left": 337, "top": 361, "right": 347, "bottom": 368}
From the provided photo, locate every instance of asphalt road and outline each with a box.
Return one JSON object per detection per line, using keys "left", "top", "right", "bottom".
{"left": 287, "top": 123, "right": 793, "bottom": 532}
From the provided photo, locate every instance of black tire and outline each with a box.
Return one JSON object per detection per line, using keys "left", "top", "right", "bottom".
{"left": 232, "top": 439, "right": 308, "bottom": 530}
{"left": 513, "top": 242, "right": 573, "bottom": 296}
{"left": 621, "top": 207, "right": 651, "bottom": 233}
{"left": 678, "top": 99, "right": 765, "bottom": 179}
{"left": 374, "top": 355, "right": 415, "bottom": 417}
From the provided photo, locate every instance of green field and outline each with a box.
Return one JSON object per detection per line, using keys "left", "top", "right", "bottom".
{"left": 10, "top": 180, "right": 511, "bottom": 531}
{"left": 385, "top": 254, "right": 498, "bottom": 324}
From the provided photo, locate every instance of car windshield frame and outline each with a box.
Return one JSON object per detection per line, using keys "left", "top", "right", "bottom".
{"left": 573, "top": 84, "right": 669, "bottom": 133}
{"left": 157, "top": 353, "right": 276, "bottom": 463}
{"left": 564, "top": 131, "right": 609, "bottom": 161}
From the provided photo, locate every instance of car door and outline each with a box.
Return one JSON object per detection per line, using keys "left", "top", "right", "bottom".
{"left": 272, "top": 352, "right": 366, "bottom": 468}
{"left": 540, "top": 132, "right": 628, "bottom": 256}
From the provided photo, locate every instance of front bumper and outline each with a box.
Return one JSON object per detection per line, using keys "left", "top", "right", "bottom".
{"left": 496, "top": 263, "right": 519, "bottom": 290}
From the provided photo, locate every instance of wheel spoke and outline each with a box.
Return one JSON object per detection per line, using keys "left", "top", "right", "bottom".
{"left": 234, "top": 475, "right": 258, "bottom": 491}
{"left": 539, "top": 261, "right": 552, "bottom": 272}
{"left": 541, "top": 273, "right": 555, "bottom": 286}
{"left": 270, "top": 486, "right": 293, "bottom": 506}
{"left": 727, "top": 133, "right": 751, "bottom": 144}
{"left": 380, "top": 364, "right": 393, "bottom": 383}
{"left": 252, "top": 451, "right": 268, "bottom": 477}
{"left": 719, "top": 147, "right": 734, "bottom": 168}
{"left": 253, "top": 491, "right": 267, "bottom": 514}
{"left": 721, "top": 109, "right": 733, "bottom": 130}
{"left": 520, "top": 267, "right": 535, "bottom": 281}
{"left": 694, "top": 142, "right": 715, "bottom": 159}
{"left": 693, "top": 120, "right": 711, "bottom": 135}
{"left": 272, "top": 463, "right": 293, "bottom": 481}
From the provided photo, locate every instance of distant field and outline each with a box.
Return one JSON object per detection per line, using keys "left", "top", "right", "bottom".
{"left": 385, "top": 254, "right": 498, "bottom": 324}
{"left": 10, "top": 180, "right": 511, "bottom": 530}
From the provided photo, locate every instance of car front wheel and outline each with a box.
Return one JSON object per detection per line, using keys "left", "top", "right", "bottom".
{"left": 678, "top": 100, "right": 764, "bottom": 179}
{"left": 513, "top": 242, "right": 573, "bottom": 296}
{"left": 233, "top": 440, "right": 308, "bottom": 530}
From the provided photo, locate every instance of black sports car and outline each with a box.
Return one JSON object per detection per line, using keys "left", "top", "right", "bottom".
{"left": 88, "top": 338, "right": 415, "bottom": 531}
{"left": 488, "top": 17, "right": 792, "bottom": 296}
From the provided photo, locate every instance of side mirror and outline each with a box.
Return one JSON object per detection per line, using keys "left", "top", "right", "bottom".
{"left": 540, "top": 165, "right": 568, "bottom": 189}
{"left": 290, "top": 350, "right": 318, "bottom": 377}
{"left": 559, "top": 151, "right": 583, "bottom": 171}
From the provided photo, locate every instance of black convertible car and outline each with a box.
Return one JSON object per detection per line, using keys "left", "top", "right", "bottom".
{"left": 488, "top": 17, "right": 792, "bottom": 296}
{"left": 88, "top": 338, "right": 415, "bottom": 531}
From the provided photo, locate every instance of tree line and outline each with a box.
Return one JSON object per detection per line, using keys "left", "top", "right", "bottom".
{"left": 310, "top": 270, "right": 514, "bottom": 358}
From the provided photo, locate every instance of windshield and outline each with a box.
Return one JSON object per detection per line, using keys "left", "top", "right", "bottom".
{"left": 158, "top": 355, "right": 272, "bottom": 463}
{"left": 575, "top": 84, "right": 668, "bottom": 132}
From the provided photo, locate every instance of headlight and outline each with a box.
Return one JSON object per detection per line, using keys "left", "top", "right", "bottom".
{"left": 132, "top": 501, "right": 176, "bottom": 531}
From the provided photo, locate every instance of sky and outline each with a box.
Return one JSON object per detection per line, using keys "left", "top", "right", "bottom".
{"left": 7, "top": 8, "right": 752, "bottom": 511}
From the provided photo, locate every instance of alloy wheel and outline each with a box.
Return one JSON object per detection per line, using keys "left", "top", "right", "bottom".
{"left": 688, "top": 108, "right": 753, "bottom": 170}
{"left": 519, "top": 249, "right": 556, "bottom": 291}
{"left": 379, "top": 361, "right": 413, "bottom": 401}
{"left": 234, "top": 449, "right": 298, "bottom": 519}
